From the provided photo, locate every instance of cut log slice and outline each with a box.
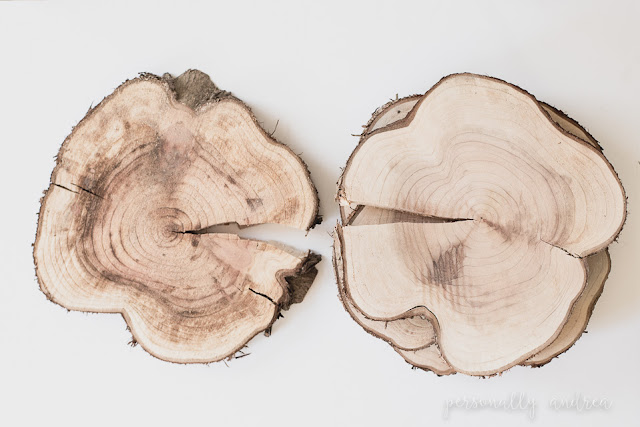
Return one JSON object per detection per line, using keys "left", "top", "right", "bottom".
{"left": 341, "top": 99, "right": 612, "bottom": 373}
{"left": 335, "top": 73, "right": 626, "bottom": 375}
{"left": 338, "top": 221, "right": 586, "bottom": 375}
{"left": 34, "top": 70, "right": 321, "bottom": 363}
{"left": 340, "top": 97, "right": 602, "bottom": 225}
{"left": 525, "top": 249, "right": 610, "bottom": 366}
{"left": 339, "top": 74, "right": 624, "bottom": 257}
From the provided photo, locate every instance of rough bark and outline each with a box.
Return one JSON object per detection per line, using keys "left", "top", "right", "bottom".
{"left": 34, "top": 70, "right": 321, "bottom": 363}
{"left": 334, "top": 73, "right": 625, "bottom": 376}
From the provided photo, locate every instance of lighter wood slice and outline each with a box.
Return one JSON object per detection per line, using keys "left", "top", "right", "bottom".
{"left": 335, "top": 74, "right": 625, "bottom": 375}
{"left": 338, "top": 221, "right": 586, "bottom": 375}
{"left": 339, "top": 97, "right": 603, "bottom": 226}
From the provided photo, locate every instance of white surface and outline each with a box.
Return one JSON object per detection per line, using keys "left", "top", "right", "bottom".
{"left": 1, "top": 1, "right": 638, "bottom": 426}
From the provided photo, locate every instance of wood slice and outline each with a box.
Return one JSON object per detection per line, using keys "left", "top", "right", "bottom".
{"left": 34, "top": 70, "right": 321, "bottom": 363}
{"left": 334, "top": 73, "right": 625, "bottom": 376}
{"left": 351, "top": 94, "right": 613, "bottom": 374}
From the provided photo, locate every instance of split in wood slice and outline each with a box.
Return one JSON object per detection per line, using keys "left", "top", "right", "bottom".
{"left": 34, "top": 70, "right": 321, "bottom": 363}
{"left": 334, "top": 73, "right": 625, "bottom": 376}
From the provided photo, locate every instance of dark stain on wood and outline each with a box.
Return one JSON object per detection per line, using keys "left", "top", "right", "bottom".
{"left": 429, "top": 244, "right": 465, "bottom": 288}
{"left": 246, "top": 198, "right": 263, "bottom": 210}
{"left": 484, "top": 219, "right": 513, "bottom": 242}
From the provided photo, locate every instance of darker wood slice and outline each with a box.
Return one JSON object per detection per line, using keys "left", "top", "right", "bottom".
{"left": 34, "top": 70, "right": 320, "bottom": 363}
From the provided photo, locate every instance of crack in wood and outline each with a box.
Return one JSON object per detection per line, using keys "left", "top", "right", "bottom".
{"left": 248, "top": 288, "right": 277, "bottom": 306}
{"left": 70, "top": 183, "right": 104, "bottom": 199}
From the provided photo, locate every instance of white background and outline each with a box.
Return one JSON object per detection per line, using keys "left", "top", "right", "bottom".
{"left": 1, "top": 1, "right": 638, "bottom": 426}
